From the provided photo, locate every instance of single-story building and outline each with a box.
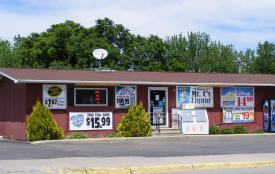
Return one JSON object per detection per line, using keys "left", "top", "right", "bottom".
{"left": 1, "top": 67, "right": 275, "bottom": 140}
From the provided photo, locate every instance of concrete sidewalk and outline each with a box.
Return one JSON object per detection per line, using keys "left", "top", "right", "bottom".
{"left": 30, "top": 133, "right": 275, "bottom": 145}
{"left": 1, "top": 153, "right": 275, "bottom": 174}
{"left": 2, "top": 134, "right": 275, "bottom": 173}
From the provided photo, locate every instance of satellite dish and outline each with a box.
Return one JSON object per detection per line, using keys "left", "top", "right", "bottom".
{"left": 93, "top": 48, "right": 108, "bottom": 60}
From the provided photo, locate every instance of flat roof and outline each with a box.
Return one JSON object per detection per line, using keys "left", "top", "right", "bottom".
{"left": 1, "top": 67, "right": 275, "bottom": 86}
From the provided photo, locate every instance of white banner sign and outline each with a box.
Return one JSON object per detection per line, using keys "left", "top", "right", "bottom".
{"left": 43, "top": 84, "right": 66, "bottom": 109}
{"left": 177, "top": 86, "right": 213, "bottom": 108}
{"left": 69, "top": 112, "right": 113, "bottom": 130}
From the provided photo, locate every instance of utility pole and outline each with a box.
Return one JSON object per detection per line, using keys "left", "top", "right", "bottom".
{"left": 238, "top": 57, "right": 242, "bottom": 74}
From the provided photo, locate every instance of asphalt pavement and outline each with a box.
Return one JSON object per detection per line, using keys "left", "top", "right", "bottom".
{"left": 1, "top": 134, "right": 275, "bottom": 174}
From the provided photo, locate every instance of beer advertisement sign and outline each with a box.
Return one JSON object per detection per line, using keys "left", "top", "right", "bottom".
{"left": 221, "top": 87, "right": 254, "bottom": 108}
{"left": 43, "top": 84, "right": 67, "bottom": 109}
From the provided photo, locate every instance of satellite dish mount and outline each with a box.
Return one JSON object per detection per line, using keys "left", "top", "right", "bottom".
{"left": 92, "top": 48, "right": 108, "bottom": 69}
{"left": 91, "top": 48, "right": 114, "bottom": 72}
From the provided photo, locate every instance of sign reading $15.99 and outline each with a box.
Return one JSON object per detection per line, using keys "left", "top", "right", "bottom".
{"left": 69, "top": 112, "right": 113, "bottom": 130}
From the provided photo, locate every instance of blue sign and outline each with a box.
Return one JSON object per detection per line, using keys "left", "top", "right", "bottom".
{"left": 221, "top": 87, "right": 254, "bottom": 108}
{"left": 177, "top": 87, "right": 190, "bottom": 104}
{"left": 70, "top": 114, "right": 84, "bottom": 128}
{"left": 115, "top": 86, "right": 136, "bottom": 108}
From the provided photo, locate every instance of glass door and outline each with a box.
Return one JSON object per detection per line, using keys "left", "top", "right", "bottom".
{"left": 148, "top": 87, "right": 168, "bottom": 127}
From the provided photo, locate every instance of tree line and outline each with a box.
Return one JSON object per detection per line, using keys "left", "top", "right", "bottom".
{"left": 0, "top": 17, "right": 274, "bottom": 74}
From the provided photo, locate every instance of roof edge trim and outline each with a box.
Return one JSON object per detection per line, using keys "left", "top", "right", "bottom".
{"left": 16, "top": 79, "right": 275, "bottom": 87}
{"left": 0, "top": 71, "right": 19, "bottom": 83}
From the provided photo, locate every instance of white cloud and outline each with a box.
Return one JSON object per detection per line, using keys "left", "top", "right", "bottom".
{"left": 0, "top": 0, "right": 275, "bottom": 50}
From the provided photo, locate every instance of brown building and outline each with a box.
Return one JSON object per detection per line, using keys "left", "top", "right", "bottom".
{"left": 0, "top": 67, "right": 275, "bottom": 140}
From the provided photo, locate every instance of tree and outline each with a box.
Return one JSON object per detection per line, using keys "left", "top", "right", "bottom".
{"left": 250, "top": 41, "right": 275, "bottom": 74}
{"left": 0, "top": 39, "right": 21, "bottom": 67}
{"left": 164, "top": 32, "right": 239, "bottom": 73}
{"left": 6, "top": 17, "right": 274, "bottom": 74}
{"left": 0, "top": 39, "right": 13, "bottom": 67}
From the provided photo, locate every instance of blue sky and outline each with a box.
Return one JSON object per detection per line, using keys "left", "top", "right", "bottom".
{"left": 0, "top": 0, "right": 275, "bottom": 51}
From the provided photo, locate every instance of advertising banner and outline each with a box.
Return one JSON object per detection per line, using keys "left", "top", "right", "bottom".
{"left": 69, "top": 112, "right": 113, "bottom": 130}
{"left": 176, "top": 86, "right": 213, "bottom": 108}
{"left": 223, "top": 107, "right": 254, "bottom": 123}
{"left": 115, "top": 86, "right": 136, "bottom": 108}
{"left": 221, "top": 87, "right": 254, "bottom": 108}
{"left": 43, "top": 84, "right": 66, "bottom": 109}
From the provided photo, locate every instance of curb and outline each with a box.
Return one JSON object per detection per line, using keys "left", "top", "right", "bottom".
{"left": 31, "top": 133, "right": 275, "bottom": 144}
{"left": 45, "top": 161, "right": 275, "bottom": 174}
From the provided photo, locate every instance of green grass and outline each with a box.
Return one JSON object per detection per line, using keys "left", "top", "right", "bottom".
{"left": 233, "top": 125, "right": 248, "bottom": 134}
{"left": 253, "top": 129, "right": 264, "bottom": 134}
{"left": 66, "top": 132, "right": 89, "bottom": 139}
{"left": 221, "top": 128, "right": 234, "bottom": 134}
{"left": 107, "top": 133, "right": 118, "bottom": 138}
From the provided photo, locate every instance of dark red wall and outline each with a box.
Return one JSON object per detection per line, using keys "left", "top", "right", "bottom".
{"left": 208, "top": 86, "right": 275, "bottom": 132}
{"left": 0, "top": 77, "right": 27, "bottom": 140}
{"left": 1, "top": 78, "right": 274, "bottom": 140}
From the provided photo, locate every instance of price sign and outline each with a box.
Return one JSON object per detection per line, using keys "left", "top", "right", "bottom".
{"left": 69, "top": 112, "right": 113, "bottom": 130}
{"left": 116, "top": 95, "right": 130, "bottom": 107}
{"left": 223, "top": 107, "right": 254, "bottom": 123}
{"left": 43, "top": 84, "right": 66, "bottom": 109}
{"left": 115, "top": 86, "right": 136, "bottom": 108}
{"left": 221, "top": 87, "right": 254, "bottom": 108}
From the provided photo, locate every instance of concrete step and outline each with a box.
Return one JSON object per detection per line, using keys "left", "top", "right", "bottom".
{"left": 155, "top": 133, "right": 183, "bottom": 136}
{"left": 152, "top": 128, "right": 183, "bottom": 136}
{"left": 158, "top": 128, "right": 181, "bottom": 134}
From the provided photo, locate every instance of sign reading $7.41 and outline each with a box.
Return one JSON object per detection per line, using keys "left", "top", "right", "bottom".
{"left": 43, "top": 84, "right": 67, "bottom": 109}
{"left": 69, "top": 112, "right": 113, "bottom": 130}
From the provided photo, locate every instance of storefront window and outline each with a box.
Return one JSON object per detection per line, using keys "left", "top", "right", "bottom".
{"left": 75, "top": 88, "right": 107, "bottom": 106}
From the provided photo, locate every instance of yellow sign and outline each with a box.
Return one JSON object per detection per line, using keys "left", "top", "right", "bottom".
{"left": 47, "top": 86, "right": 62, "bottom": 97}
{"left": 223, "top": 107, "right": 254, "bottom": 123}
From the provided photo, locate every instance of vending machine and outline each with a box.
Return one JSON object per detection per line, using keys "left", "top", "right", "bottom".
{"left": 263, "top": 99, "right": 275, "bottom": 132}
{"left": 263, "top": 99, "right": 270, "bottom": 132}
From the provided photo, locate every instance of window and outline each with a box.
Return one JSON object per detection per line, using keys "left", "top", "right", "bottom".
{"left": 75, "top": 88, "right": 108, "bottom": 106}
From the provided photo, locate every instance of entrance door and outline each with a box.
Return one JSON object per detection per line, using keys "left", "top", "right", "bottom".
{"left": 148, "top": 87, "right": 168, "bottom": 128}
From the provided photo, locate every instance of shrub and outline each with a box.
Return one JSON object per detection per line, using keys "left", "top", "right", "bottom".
{"left": 107, "top": 133, "right": 118, "bottom": 138}
{"left": 221, "top": 128, "right": 234, "bottom": 134}
{"left": 26, "top": 101, "right": 64, "bottom": 141}
{"left": 253, "top": 129, "right": 264, "bottom": 134}
{"left": 233, "top": 125, "right": 248, "bottom": 134}
{"left": 66, "top": 132, "right": 88, "bottom": 139}
{"left": 117, "top": 103, "right": 152, "bottom": 137}
{"left": 209, "top": 126, "right": 221, "bottom": 134}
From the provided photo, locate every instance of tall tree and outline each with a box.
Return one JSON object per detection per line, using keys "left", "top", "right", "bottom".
{"left": 250, "top": 41, "right": 275, "bottom": 74}
{"left": 0, "top": 38, "right": 21, "bottom": 67}
{"left": 165, "top": 32, "right": 239, "bottom": 73}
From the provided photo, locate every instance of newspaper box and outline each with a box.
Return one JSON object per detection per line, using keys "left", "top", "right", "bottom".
{"left": 181, "top": 109, "right": 209, "bottom": 134}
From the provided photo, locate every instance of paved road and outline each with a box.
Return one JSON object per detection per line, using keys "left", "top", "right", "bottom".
{"left": 1, "top": 135, "right": 275, "bottom": 160}
{"left": 1, "top": 135, "right": 275, "bottom": 174}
